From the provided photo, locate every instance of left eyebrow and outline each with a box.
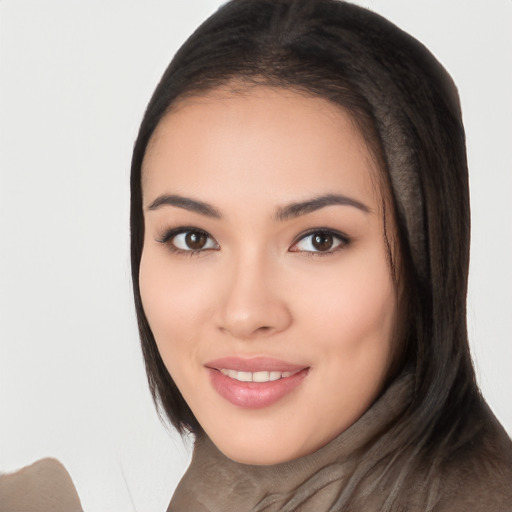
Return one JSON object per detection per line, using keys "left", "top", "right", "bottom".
{"left": 274, "top": 193, "right": 371, "bottom": 222}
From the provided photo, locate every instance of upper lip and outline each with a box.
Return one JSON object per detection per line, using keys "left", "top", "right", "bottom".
{"left": 205, "top": 356, "right": 308, "bottom": 373}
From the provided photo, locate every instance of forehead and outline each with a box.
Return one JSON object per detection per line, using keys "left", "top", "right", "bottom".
{"left": 141, "top": 86, "right": 381, "bottom": 209}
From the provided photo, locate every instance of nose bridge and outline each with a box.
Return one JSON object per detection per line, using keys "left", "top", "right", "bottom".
{"left": 216, "top": 245, "right": 291, "bottom": 339}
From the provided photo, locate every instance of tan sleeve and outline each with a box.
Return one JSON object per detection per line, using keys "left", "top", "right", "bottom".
{"left": 0, "top": 458, "right": 82, "bottom": 512}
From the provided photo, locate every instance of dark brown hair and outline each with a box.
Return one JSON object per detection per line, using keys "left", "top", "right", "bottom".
{"left": 130, "top": 0, "right": 498, "bottom": 507}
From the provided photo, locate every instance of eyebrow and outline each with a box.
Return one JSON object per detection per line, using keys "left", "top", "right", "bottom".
{"left": 146, "top": 192, "right": 370, "bottom": 220}
{"left": 274, "top": 193, "right": 371, "bottom": 222}
{"left": 147, "top": 194, "right": 222, "bottom": 218}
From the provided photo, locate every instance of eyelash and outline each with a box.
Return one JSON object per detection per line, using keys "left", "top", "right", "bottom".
{"left": 156, "top": 227, "right": 350, "bottom": 256}
{"left": 156, "top": 226, "right": 219, "bottom": 256}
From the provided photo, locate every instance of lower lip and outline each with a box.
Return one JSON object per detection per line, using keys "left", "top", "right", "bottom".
{"left": 208, "top": 368, "right": 309, "bottom": 409}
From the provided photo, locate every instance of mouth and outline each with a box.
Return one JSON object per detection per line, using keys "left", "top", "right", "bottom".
{"left": 205, "top": 357, "right": 310, "bottom": 409}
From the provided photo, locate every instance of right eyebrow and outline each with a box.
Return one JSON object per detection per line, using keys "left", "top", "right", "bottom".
{"left": 146, "top": 194, "right": 222, "bottom": 218}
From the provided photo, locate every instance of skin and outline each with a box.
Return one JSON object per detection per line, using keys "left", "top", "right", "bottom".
{"left": 139, "top": 86, "right": 397, "bottom": 465}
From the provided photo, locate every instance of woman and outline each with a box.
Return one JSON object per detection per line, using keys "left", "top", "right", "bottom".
{"left": 130, "top": 0, "right": 512, "bottom": 510}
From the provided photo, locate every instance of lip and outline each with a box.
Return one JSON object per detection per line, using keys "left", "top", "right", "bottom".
{"left": 206, "top": 356, "right": 306, "bottom": 373}
{"left": 205, "top": 357, "right": 309, "bottom": 409}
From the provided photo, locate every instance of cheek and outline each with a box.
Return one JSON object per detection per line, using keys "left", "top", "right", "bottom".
{"left": 296, "top": 250, "right": 396, "bottom": 360}
{"left": 295, "top": 251, "right": 396, "bottom": 436}
{"left": 138, "top": 249, "right": 215, "bottom": 363}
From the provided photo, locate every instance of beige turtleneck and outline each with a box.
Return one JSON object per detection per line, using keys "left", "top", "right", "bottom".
{"left": 167, "top": 371, "right": 512, "bottom": 512}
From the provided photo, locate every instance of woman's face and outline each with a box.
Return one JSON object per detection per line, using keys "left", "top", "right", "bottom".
{"left": 139, "top": 87, "right": 397, "bottom": 465}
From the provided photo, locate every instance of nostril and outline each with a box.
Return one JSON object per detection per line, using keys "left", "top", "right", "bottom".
{"left": 256, "top": 326, "right": 273, "bottom": 333}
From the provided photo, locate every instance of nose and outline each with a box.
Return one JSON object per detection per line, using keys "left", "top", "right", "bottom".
{"left": 215, "top": 253, "right": 292, "bottom": 340}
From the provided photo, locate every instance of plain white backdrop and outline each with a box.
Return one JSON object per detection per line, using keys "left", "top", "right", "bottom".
{"left": 0, "top": 1, "right": 510, "bottom": 511}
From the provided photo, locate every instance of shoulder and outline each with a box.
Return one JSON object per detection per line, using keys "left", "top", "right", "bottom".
{"left": 434, "top": 414, "right": 512, "bottom": 512}
{"left": 0, "top": 458, "right": 82, "bottom": 512}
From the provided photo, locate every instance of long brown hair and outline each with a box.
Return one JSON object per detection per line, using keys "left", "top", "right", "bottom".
{"left": 130, "top": 0, "right": 496, "bottom": 508}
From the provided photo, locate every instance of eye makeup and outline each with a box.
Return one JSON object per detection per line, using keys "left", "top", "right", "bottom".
{"left": 156, "top": 224, "right": 351, "bottom": 257}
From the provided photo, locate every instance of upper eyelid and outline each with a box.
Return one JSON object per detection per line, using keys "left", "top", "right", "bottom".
{"left": 156, "top": 226, "right": 213, "bottom": 243}
{"left": 291, "top": 228, "right": 350, "bottom": 244}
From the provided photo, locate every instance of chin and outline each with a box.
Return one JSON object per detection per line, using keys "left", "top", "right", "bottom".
{"left": 208, "top": 429, "right": 321, "bottom": 466}
{"left": 221, "top": 445, "right": 297, "bottom": 466}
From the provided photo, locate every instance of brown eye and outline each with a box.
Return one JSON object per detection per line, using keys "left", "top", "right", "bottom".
{"left": 185, "top": 231, "right": 208, "bottom": 250}
{"left": 312, "top": 233, "right": 333, "bottom": 251}
{"left": 164, "top": 229, "right": 219, "bottom": 252}
{"left": 290, "top": 230, "right": 349, "bottom": 254}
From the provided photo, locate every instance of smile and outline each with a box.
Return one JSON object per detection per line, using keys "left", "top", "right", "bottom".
{"left": 206, "top": 357, "right": 309, "bottom": 409}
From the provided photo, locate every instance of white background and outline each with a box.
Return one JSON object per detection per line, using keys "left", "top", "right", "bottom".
{"left": 0, "top": 1, "right": 510, "bottom": 511}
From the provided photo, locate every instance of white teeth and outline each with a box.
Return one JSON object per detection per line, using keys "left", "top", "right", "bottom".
{"left": 252, "top": 371, "right": 270, "bottom": 383}
{"left": 219, "top": 369, "right": 298, "bottom": 382}
{"left": 221, "top": 369, "right": 238, "bottom": 379}
{"left": 237, "top": 371, "right": 253, "bottom": 382}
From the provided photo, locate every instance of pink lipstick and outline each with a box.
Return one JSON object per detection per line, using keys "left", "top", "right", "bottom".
{"left": 205, "top": 357, "right": 309, "bottom": 409}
